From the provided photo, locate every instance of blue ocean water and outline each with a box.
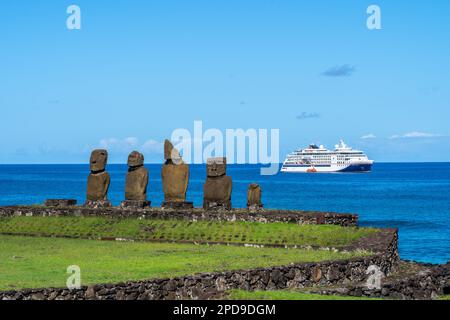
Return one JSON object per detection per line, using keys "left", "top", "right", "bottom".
{"left": 0, "top": 163, "right": 449, "bottom": 264}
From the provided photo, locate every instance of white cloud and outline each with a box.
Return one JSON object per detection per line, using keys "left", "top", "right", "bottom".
{"left": 97, "top": 137, "right": 163, "bottom": 154}
{"left": 99, "top": 137, "right": 139, "bottom": 151}
{"left": 297, "top": 112, "right": 321, "bottom": 120}
{"left": 142, "top": 139, "right": 164, "bottom": 154}
{"left": 360, "top": 134, "right": 376, "bottom": 139}
{"left": 389, "top": 131, "right": 444, "bottom": 139}
{"left": 322, "top": 64, "right": 356, "bottom": 77}
{"left": 123, "top": 137, "right": 139, "bottom": 146}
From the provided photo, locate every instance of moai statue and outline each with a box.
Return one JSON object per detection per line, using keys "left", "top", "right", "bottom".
{"left": 247, "top": 183, "right": 263, "bottom": 211}
{"left": 161, "top": 140, "right": 193, "bottom": 209}
{"left": 85, "top": 149, "right": 111, "bottom": 208}
{"left": 203, "top": 157, "right": 232, "bottom": 210}
{"left": 120, "top": 151, "right": 150, "bottom": 209}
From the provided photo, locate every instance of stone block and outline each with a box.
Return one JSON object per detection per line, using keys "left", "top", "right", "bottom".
{"left": 44, "top": 199, "right": 77, "bottom": 207}
{"left": 120, "top": 200, "right": 151, "bottom": 209}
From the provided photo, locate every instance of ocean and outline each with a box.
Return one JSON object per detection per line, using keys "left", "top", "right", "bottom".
{"left": 0, "top": 163, "right": 449, "bottom": 264}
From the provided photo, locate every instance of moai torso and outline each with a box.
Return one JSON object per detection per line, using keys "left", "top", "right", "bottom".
{"left": 162, "top": 163, "right": 189, "bottom": 202}
{"left": 203, "top": 176, "right": 232, "bottom": 203}
{"left": 87, "top": 172, "right": 110, "bottom": 201}
{"left": 247, "top": 183, "right": 263, "bottom": 210}
{"left": 125, "top": 166, "right": 149, "bottom": 201}
{"left": 203, "top": 157, "right": 232, "bottom": 210}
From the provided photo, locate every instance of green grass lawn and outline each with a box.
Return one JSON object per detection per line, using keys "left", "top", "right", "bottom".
{"left": 0, "top": 235, "right": 369, "bottom": 291}
{"left": 0, "top": 216, "right": 376, "bottom": 248}
{"left": 227, "top": 289, "right": 380, "bottom": 300}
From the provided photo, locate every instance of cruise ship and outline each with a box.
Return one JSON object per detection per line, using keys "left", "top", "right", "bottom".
{"left": 281, "top": 140, "right": 374, "bottom": 173}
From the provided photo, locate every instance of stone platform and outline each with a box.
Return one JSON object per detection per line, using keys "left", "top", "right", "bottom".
{"left": 0, "top": 205, "right": 358, "bottom": 227}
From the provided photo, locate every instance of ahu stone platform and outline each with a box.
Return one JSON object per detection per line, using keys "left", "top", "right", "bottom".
{"left": 0, "top": 205, "right": 358, "bottom": 227}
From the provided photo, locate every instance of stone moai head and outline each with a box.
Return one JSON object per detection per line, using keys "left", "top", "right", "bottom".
{"left": 206, "top": 157, "right": 226, "bottom": 177}
{"left": 128, "top": 151, "right": 144, "bottom": 168}
{"left": 164, "top": 140, "right": 182, "bottom": 164}
{"left": 90, "top": 149, "right": 108, "bottom": 172}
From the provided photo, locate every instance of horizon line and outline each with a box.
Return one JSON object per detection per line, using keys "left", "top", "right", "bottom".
{"left": 1, "top": 161, "right": 450, "bottom": 165}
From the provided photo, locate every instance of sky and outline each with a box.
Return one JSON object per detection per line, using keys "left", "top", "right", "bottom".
{"left": 1, "top": 0, "right": 449, "bottom": 163}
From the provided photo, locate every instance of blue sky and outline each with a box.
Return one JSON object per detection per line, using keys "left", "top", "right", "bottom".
{"left": 1, "top": 0, "right": 449, "bottom": 163}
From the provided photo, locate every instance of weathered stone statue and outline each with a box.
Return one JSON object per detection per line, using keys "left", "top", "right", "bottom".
{"left": 203, "top": 157, "right": 232, "bottom": 210}
{"left": 247, "top": 183, "right": 263, "bottom": 211}
{"left": 85, "top": 149, "right": 111, "bottom": 208}
{"left": 161, "top": 140, "right": 193, "bottom": 209}
{"left": 121, "top": 151, "right": 150, "bottom": 209}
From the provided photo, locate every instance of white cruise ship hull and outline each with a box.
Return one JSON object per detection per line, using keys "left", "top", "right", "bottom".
{"left": 281, "top": 161, "right": 373, "bottom": 173}
{"left": 282, "top": 140, "right": 374, "bottom": 173}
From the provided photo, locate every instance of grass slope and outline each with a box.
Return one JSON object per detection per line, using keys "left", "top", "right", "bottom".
{"left": 0, "top": 235, "right": 368, "bottom": 291}
{"left": 227, "top": 289, "right": 380, "bottom": 300}
{"left": 0, "top": 216, "right": 376, "bottom": 248}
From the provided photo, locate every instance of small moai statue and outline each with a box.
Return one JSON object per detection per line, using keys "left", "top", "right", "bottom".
{"left": 247, "top": 183, "right": 263, "bottom": 211}
{"left": 161, "top": 140, "right": 193, "bottom": 209}
{"left": 120, "top": 151, "right": 150, "bottom": 209}
{"left": 85, "top": 149, "right": 111, "bottom": 208}
{"left": 203, "top": 157, "right": 232, "bottom": 210}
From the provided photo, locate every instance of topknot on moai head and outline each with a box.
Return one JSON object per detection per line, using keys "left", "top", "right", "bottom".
{"left": 164, "top": 140, "right": 183, "bottom": 164}
{"left": 128, "top": 151, "right": 144, "bottom": 168}
{"left": 206, "top": 157, "right": 227, "bottom": 177}
{"left": 90, "top": 149, "right": 108, "bottom": 172}
{"left": 249, "top": 183, "right": 259, "bottom": 190}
